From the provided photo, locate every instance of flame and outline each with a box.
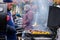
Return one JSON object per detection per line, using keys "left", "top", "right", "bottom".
{"left": 32, "top": 22, "right": 38, "bottom": 27}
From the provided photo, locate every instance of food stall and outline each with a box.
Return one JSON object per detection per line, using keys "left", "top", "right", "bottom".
{"left": 16, "top": 0, "right": 55, "bottom": 40}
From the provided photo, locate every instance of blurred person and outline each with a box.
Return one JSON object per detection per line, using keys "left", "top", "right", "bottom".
{"left": 3, "top": 0, "right": 17, "bottom": 40}
{"left": 22, "top": 4, "right": 33, "bottom": 30}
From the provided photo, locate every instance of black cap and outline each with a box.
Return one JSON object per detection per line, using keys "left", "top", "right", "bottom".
{"left": 3, "top": 0, "right": 13, "bottom": 3}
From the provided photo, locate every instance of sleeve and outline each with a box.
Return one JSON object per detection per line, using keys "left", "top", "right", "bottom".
{"left": 23, "top": 14, "right": 30, "bottom": 24}
{"left": 7, "top": 12, "right": 15, "bottom": 26}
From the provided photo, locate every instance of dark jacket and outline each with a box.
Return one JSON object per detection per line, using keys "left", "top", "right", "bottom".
{"left": 7, "top": 11, "right": 16, "bottom": 34}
